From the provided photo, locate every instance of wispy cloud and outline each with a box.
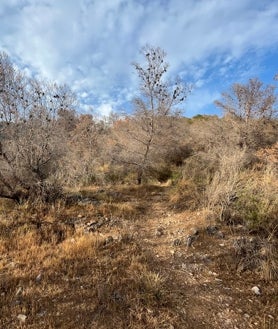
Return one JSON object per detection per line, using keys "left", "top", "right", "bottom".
{"left": 1, "top": 0, "right": 278, "bottom": 116}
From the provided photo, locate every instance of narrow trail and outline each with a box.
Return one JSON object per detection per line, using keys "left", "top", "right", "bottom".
{"left": 127, "top": 187, "right": 277, "bottom": 329}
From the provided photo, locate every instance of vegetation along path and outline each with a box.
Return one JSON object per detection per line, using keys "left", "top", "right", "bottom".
{"left": 2, "top": 184, "right": 276, "bottom": 328}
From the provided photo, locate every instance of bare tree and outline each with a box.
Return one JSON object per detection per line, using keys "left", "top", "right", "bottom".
{"left": 0, "top": 52, "right": 76, "bottom": 202}
{"left": 113, "top": 45, "right": 191, "bottom": 184}
{"left": 215, "top": 78, "right": 277, "bottom": 123}
{"left": 215, "top": 78, "right": 277, "bottom": 149}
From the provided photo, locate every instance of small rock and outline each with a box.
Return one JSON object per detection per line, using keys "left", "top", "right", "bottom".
{"left": 112, "top": 290, "right": 123, "bottom": 302}
{"left": 191, "top": 228, "right": 199, "bottom": 236}
{"left": 216, "top": 231, "right": 225, "bottom": 239}
{"left": 155, "top": 227, "right": 164, "bottom": 237}
{"left": 37, "top": 311, "right": 47, "bottom": 317}
{"left": 119, "top": 233, "right": 133, "bottom": 243}
{"left": 172, "top": 238, "right": 182, "bottom": 246}
{"left": 17, "top": 314, "right": 27, "bottom": 323}
{"left": 200, "top": 254, "right": 211, "bottom": 262}
{"left": 251, "top": 286, "right": 261, "bottom": 295}
{"left": 104, "top": 236, "right": 114, "bottom": 245}
{"left": 186, "top": 235, "right": 194, "bottom": 247}
{"left": 35, "top": 273, "right": 42, "bottom": 283}
{"left": 208, "top": 271, "right": 218, "bottom": 276}
{"left": 206, "top": 225, "right": 218, "bottom": 235}
{"left": 175, "top": 251, "right": 183, "bottom": 258}
{"left": 13, "top": 299, "right": 21, "bottom": 306}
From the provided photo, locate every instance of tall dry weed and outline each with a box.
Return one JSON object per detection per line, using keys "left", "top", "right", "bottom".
{"left": 205, "top": 147, "right": 247, "bottom": 220}
{"left": 235, "top": 164, "right": 278, "bottom": 235}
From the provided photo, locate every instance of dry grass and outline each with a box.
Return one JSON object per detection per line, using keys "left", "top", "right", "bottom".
{"left": 0, "top": 220, "right": 175, "bottom": 328}
{"left": 0, "top": 186, "right": 175, "bottom": 328}
{"left": 169, "top": 179, "right": 203, "bottom": 210}
{"left": 234, "top": 164, "right": 278, "bottom": 235}
{"left": 205, "top": 147, "right": 246, "bottom": 219}
{"left": 0, "top": 183, "right": 277, "bottom": 328}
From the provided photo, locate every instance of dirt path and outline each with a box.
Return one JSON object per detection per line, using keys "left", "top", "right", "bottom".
{"left": 129, "top": 188, "right": 277, "bottom": 329}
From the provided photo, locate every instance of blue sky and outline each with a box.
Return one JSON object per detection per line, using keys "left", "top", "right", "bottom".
{"left": 0, "top": 0, "right": 278, "bottom": 117}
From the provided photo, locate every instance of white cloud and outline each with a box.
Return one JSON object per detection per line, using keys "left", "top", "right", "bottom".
{"left": 0, "top": 0, "right": 278, "bottom": 116}
{"left": 96, "top": 103, "right": 114, "bottom": 117}
{"left": 186, "top": 88, "right": 220, "bottom": 117}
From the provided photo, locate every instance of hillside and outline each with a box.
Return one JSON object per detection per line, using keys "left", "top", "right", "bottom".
{"left": 0, "top": 184, "right": 277, "bottom": 329}
{"left": 0, "top": 49, "right": 277, "bottom": 329}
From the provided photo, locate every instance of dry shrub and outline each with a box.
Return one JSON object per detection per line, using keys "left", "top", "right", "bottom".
{"left": 174, "top": 150, "right": 219, "bottom": 210}
{"left": 176, "top": 144, "right": 247, "bottom": 219}
{"left": 170, "top": 179, "right": 202, "bottom": 210}
{"left": 182, "top": 151, "right": 216, "bottom": 187}
{"left": 205, "top": 147, "right": 247, "bottom": 220}
{"left": 255, "top": 141, "right": 278, "bottom": 168}
{"left": 103, "top": 165, "right": 133, "bottom": 185}
{"left": 208, "top": 155, "right": 278, "bottom": 280}
{"left": 234, "top": 164, "right": 278, "bottom": 235}
{"left": 259, "top": 239, "right": 278, "bottom": 281}
{"left": 0, "top": 198, "right": 16, "bottom": 211}
{"left": 233, "top": 236, "right": 278, "bottom": 281}
{"left": 205, "top": 144, "right": 277, "bottom": 236}
{"left": 28, "top": 180, "right": 63, "bottom": 203}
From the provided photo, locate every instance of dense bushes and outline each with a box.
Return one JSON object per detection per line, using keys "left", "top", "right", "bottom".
{"left": 173, "top": 115, "right": 278, "bottom": 241}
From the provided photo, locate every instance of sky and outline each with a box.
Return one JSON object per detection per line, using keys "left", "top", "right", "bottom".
{"left": 0, "top": 0, "right": 278, "bottom": 117}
